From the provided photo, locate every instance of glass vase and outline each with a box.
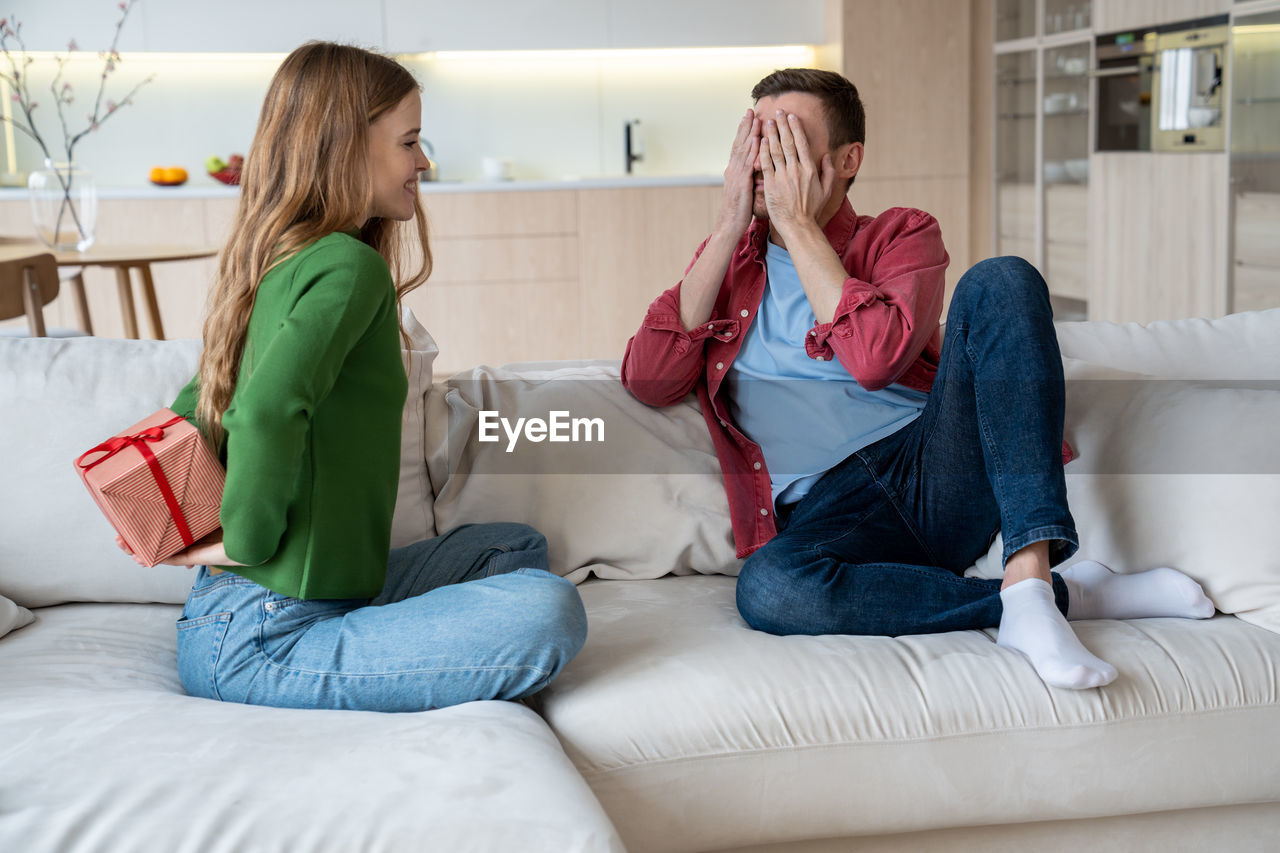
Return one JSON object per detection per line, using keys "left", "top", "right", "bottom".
{"left": 28, "top": 159, "right": 97, "bottom": 252}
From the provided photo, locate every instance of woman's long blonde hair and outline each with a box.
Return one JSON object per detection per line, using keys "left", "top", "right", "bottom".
{"left": 196, "top": 42, "right": 432, "bottom": 447}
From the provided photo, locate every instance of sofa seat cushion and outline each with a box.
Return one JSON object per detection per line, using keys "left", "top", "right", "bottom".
{"left": 538, "top": 576, "right": 1280, "bottom": 853}
{"left": 0, "top": 603, "right": 623, "bottom": 853}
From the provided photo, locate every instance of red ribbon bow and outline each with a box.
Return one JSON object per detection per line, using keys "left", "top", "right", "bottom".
{"left": 77, "top": 415, "right": 196, "bottom": 549}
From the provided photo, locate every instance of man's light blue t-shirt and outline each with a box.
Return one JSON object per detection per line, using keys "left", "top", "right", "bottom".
{"left": 725, "top": 241, "right": 929, "bottom": 508}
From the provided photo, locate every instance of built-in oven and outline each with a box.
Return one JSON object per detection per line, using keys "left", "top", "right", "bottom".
{"left": 1093, "top": 29, "right": 1156, "bottom": 151}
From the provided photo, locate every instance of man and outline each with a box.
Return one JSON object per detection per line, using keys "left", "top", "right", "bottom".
{"left": 621, "top": 68, "right": 1212, "bottom": 690}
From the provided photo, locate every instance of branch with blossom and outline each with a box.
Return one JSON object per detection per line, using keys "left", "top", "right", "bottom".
{"left": 0, "top": 1, "right": 153, "bottom": 245}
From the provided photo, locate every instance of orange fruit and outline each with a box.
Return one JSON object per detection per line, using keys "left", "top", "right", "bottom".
{"left": 149, "top": 166, "right": 189, "bottom": 185}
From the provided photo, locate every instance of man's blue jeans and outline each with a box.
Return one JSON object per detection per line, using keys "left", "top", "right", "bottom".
{"left": 736, "top": 257, "right": 1076, "bottom": 636}
{"left": 176, "top": 522, "right": 587, "bottom": 711}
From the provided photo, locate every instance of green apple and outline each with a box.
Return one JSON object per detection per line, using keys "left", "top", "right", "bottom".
{"left": 205, "top": 155, "right": 228, "bottom": 174}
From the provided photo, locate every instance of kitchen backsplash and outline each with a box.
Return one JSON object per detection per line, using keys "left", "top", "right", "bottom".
{"left": 2, "top": 46, "right": 815, "bottom": 187}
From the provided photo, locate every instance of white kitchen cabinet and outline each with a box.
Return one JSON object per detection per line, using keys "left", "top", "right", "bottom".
{"left": 605, "top": 0, "right": 824, "bottom": 49}
{"left": 142, "top": 0, "right": 383, "bottom": 54}
{"left": 384, "top": 1, "right": 610, "bottom": 52}
{"left": 7, "top": 0, "right": 147, "bottom": 52}
{"left": 383, "top": 0, "right": 823, "bottom": 53}
{"left": 13, "top": 0, "right": 383, "bottom": 54}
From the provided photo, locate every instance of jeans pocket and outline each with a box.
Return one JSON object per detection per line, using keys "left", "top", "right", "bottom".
{"left": 176, "top": 612, "right": 232, "bottom": 701}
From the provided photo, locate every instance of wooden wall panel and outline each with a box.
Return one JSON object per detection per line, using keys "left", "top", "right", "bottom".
{"left": 970, "top": 0, "right": 996, "bottom": 268}
{"left": 836, "top": 0, "right": 975, "bottom": 309}
{"left": 840, "top": 0, "right": 973, "bottom": 180}
{"left": 850, "top": 176, "right": 971, "bottom": 303}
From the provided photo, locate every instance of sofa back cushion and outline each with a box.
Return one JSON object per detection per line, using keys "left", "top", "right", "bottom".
{"left": 968, "top": 308, "right": 1280, "bottom": 634}
{"left": 0, "top": 309, "right": 437, "bottom": 607}
{"left": 425, "top": 361, "right": 739, "bottom": 583}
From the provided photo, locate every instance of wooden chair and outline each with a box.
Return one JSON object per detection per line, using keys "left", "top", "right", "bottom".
{"left": 0, "top": 248, "right": 84, "bottom": 337}
{"left": 0, "top": 236, "right": 93, "bottom": 335}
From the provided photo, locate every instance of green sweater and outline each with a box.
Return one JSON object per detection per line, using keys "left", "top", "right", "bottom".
{"left": 173, "top": 232, "right": 407, "bottom": 599}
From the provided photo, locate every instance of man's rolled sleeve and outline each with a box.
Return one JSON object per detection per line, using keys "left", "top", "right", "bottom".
{"left": 622, "top": 285, "right": 719, "bottom": 407}
{"left": 622, "top": 237, "right": 728, "bottom": 407}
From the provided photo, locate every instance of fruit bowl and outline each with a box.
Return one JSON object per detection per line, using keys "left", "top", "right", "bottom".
{"left": 206, "top": 154, "right": 243, "bottom": 186}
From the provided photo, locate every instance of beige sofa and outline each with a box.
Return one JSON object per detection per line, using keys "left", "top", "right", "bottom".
{"left": 2, "top": 305, "right": 1278, "bottom": 852}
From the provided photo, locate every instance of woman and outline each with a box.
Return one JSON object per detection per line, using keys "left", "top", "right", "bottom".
{"left": 120, "top": 42, "right": 586, "bottom": 712}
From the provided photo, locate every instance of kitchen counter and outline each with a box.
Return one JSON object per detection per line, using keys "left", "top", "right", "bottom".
{"left": 0, "top": 174, "right": 721, "bottom": 201}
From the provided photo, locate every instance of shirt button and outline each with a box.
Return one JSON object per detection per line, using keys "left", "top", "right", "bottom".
{"left": 740, "top": 309, "right": 749, "bottom": 318}
{"left": 753, "top": 461, "right": 761, "bottom": 470}
{"left": 719, "top": 419, "right": 727, "bottom": 427}
{"left": 816, "top": 356, "right": 825, "bottom": 361}
{"left": 810, "top": 330, "right": 817, "bottom": 337}
{"left": 707, "top": 323, "right": 714, "bottom": 330}
{"left": 715, "top": 362, "right": 724, "bottom": 370}
{"left": 759, "top": 507, "right": 769, "bottom": 516}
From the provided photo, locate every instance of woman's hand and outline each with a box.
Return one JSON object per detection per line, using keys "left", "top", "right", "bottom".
{"left": 715, "top": 108, "right": 762, "bottom": 239}
{"left": 115, "top": 529, "right": 245, "bottom": 568}
{"left": 759, "top": 110, "right": 835, "bottom": 237}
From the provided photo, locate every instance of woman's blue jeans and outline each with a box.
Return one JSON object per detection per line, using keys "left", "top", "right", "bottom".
{"left": 176, "top": 522, "right": 587, "bottom": 712}
{"left": 736, "top": 257, "right": 1077, "bottom": 636}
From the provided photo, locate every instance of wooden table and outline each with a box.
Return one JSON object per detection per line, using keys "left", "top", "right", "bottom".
{"left": 51, "top": 244, "right": 218, "bottom": 340}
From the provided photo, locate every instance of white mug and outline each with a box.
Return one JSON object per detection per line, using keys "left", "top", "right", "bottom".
{"left": 481, "top": 157, "right": 512, "bottom": 181}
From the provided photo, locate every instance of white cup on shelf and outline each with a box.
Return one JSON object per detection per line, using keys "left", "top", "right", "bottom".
{"left": 481, "top": 157, "right": 512, "bottom": 182}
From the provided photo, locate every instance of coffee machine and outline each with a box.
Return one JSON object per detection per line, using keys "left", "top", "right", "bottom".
{"left": 1152, "top": 16, "right": 1229, "bottom": 151}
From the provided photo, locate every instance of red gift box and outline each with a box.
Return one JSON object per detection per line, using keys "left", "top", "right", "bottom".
{"left": 75, "top": 409, "right": 225, "bottom": 568}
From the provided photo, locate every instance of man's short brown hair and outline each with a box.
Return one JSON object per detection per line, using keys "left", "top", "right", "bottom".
{"left": 750, "top": 68, "right": 866, "bottom": 149}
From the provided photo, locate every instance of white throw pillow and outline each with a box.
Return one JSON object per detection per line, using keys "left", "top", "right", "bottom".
{"left": 0, "top": 308, "right": 437, "bottom": 608}
{"left": 1055, "top": 306, "right": 1280, "bottom": 379}
{"left": 0, "top": 594, "right": 34, "bottom": 639}
{"left": 968, "top": 357, "right": 1280, "bottom": 634}
{"left": 425, "top": 361, "right": 740, "bottom": 583}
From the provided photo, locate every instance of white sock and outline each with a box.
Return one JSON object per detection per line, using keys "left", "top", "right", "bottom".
{"left": 1060, "top": 560, "right": 1215, "bottom": 621}
{"left": 997, "top": 578, "right": 1117, "bottom": 690}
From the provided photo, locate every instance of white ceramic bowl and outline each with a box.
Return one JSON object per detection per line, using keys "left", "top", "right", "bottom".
{"left": 1044, "top": 93, "right": 1071, "bottom": 114}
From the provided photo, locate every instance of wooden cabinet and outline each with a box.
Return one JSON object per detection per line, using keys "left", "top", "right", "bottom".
{"left": 405, "top": 190, "right": 583, "bottom": 373}
{"left": 576, "top": 186, "right": 719, "bottom": 361}
{"left": 0, "top": 185, "right": 721, "bottom": 372}
{"left": 1087, "top": 153, "right": 1229, "bottom": 323}
{"left": 409, "top": 184, "right": 719, "bottom": 375}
